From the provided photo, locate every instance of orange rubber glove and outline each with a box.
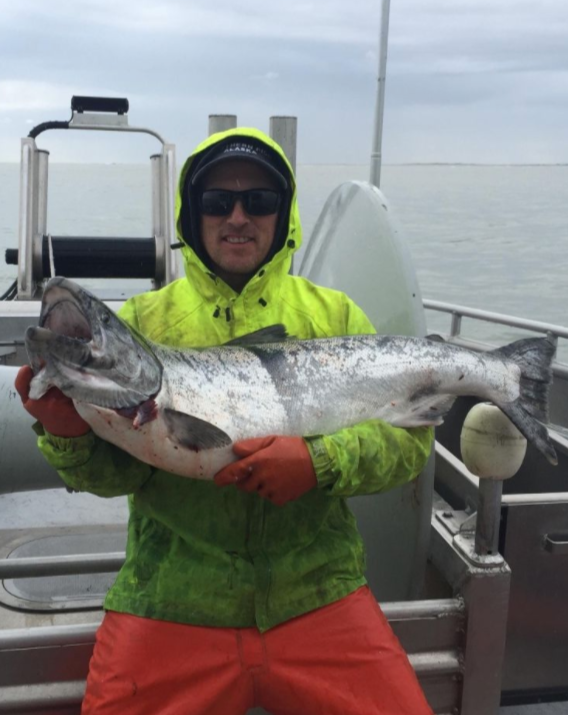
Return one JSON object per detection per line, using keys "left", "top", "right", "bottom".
{"left": 214, "top": 435, "right": 318, "bottom": 507}
{"left": 15, "top": 365, "right": 91, "bottom": 438}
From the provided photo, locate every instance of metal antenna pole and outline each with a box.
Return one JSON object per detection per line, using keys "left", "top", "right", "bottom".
{"left": 370, "top": 0, "right": 392, "bottom": 189}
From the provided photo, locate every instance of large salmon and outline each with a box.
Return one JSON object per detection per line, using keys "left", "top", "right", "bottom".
{"left": 25, "top": 277, "right": 557, "bottom": 478}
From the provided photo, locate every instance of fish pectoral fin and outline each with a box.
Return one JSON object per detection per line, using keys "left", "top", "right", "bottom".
{"left": 163, "top": 409, "right": 232, "bottom": 452}
{"left": 225, "top": 324, "right": 290, "bottom": 346}
{"left": 408, "top": 394, "right": 457, "bottom": 426}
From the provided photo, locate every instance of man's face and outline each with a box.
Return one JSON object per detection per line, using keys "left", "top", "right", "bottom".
{"left": 199, "top": 160, "right": 280, "bottom": 292}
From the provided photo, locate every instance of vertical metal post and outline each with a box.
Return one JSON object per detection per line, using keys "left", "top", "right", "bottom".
{"left": 151, "top": 154, "right": 163, "bottom": 240}
{"left": 450, "top": 311, "right": 462, "bottom": 337}
{"left": 369, "top": 0, "right": 392, "bottom": 189}
{"left": 151, "top": 144, "right": 177, "bottom": 288}
{"left": 269, "top": 116, "right": 297, "bottom": 173}
{"left": 475, "top": 479, "right": 503, "bottom": 555}
{"left": 269, "top": 116, "right": 298, "bottom": 276}
{"left": 460, "top": 566, "right": 510, "bottom": 714}
{"left": 208, "top": 115, "right": 237, "bottom": 136}
{"left": 162, "top": 142, "right": 177, "bottom": 284}
{"left": 430, "top": 515, "right": 510, "bottom": 715}
{"left": 17, "top": 138, "right": 39, "bottom": 299}
{"left": 32, "top": 149, "right": 50, "bottom": 283}
{"left": 36, "top": 150, "right": 49, "bottom": 236}
{"left": 151, "top": 153, "right": 165, "bottom": 288}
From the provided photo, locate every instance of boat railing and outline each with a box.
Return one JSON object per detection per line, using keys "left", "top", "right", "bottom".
{"left": 424, "top": 297, "right": 568, "bottom": 353}
{"left": 0, "top": 596, "right": 466, "bottom": 715}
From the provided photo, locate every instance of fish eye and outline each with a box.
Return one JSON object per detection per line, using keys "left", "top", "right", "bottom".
{"left": 101, "top": 311, "right": 110, "bottom": 324}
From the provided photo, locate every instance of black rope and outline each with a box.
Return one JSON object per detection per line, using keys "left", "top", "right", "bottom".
{"left": 0, "top": 279, "right": 17, "bottom": 301}
{"left": 28, "top": 120, "right": 70, "bottom": 139}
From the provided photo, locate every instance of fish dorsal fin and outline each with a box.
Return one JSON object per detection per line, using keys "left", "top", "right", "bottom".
{"left": 163, "top": 409, "right": 232, "bottom": 452}
{"left": 425, "top": 333, "right": 446, "bottom": 343}
{"left": 225, "top": 324, "right": 290, "bottom": 346}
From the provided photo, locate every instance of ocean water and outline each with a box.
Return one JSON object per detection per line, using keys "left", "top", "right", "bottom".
{"left": 1, "top": 162, "right": 567, "bottom": 359}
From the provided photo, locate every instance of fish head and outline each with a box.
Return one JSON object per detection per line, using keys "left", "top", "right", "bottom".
{"left": 25, "top": 277, "right": 162, "bottom": 409}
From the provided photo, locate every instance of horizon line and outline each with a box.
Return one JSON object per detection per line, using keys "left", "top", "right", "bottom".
{"left": 0, "top": 161, "right": 567, "bottom": 167}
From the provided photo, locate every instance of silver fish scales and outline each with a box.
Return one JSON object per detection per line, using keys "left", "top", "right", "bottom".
{"left": 25, "top": 278, "right": 557, "bottom": 479}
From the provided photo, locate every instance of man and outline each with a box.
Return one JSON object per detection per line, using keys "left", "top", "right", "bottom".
{"left": 16, "top": 128, "right": 434, "bottom": 715}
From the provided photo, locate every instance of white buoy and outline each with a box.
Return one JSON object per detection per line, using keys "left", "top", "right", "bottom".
{"left": 460, "top": 402, "right": 527, "bottom": 480}
{"left": 461, "top": 402, "right": 528, "bottom": 556}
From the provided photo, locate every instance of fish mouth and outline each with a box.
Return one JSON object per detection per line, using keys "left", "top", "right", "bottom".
{"left": 40, "top": 298, "right": 92, "bottom": 342}
{"left": 39, "top": 278, "right": 93, "bottom": 342}
{"left": 26, "top": 278, "right": 100, "bottom": 380}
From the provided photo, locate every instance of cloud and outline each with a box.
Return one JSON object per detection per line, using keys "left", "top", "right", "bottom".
{"left": 250, "top": 72, "right": 280, "bottom": 83}
{"left": 1, "top": 0, "right": 381, "bottom": 43}
{"left": 389, "top": 1, "right": 568, "bottom": 77}
{"left": 1, "top": 0, "right": 567, "bottom": 164}
{"left": 0, "top": 81, "right": 77, "bottom": 112}
{"left": 0, "top": 80, "right": 121, "bottom": 112}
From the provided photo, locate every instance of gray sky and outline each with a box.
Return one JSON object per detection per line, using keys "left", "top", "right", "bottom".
{"left": 1, "top": 0, "right": 567, "bottom": 164}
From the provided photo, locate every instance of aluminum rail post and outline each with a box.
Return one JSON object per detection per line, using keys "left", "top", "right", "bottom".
{"left": 36, "top": 151, "right": 49, "bottom": 242}
{"left": 17, "top": 138, "right": 38, "bottom": 299}
{"left": 155, "top": 142, "right": 177, "bottom": 286}
{"left": 475, "top": 479, "right": 503, "bottom": 555}
{"left": 151, "top": 153, "right": 165, "bottom": 286}
{"left": 208, "top": 115, "right": 237, "bottom": 135}
{"left": 370, "top": 0, "right": 392, "bottom": 189}
{"left": 269, "top": 116, "right": 297, "bottom": 174}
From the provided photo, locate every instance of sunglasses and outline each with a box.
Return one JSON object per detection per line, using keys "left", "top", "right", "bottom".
{"left": 199, "top": 189, "right": 282, "bottom": 217}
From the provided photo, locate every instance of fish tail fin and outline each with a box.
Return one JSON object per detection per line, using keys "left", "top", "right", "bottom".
{"left": 493, "top": 336, "right": 558, "bottom": 465}
{"left": 493, "top": 336, "right": 555, "bottom": 423}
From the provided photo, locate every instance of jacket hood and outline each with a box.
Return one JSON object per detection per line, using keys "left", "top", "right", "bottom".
{"left": 175, "top": 127, "right": 302, "bottom": 295}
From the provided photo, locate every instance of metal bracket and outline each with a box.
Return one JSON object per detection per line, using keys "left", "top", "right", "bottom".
{"left": 453, "top": 532, "right": 505, "bottom": 569}
{"left": 544, "top": 534, "right": 568, "bottom": 555}
{"left": 434, "top": 509, "right": 505, "bottom": 568}
{"left": 69, "top": 112, "right": 128, "bottom": 129}
{"left": 435, "top": 508, "right": 475, "bottom": 537}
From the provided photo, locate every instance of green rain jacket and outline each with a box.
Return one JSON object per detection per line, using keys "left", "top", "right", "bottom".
{"left": 36, "top": 128, "right": 433, "bottom": 632}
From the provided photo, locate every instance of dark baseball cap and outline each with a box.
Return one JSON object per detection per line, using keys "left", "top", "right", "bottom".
{"left": 191, "top": 138, "right": 288, "bottom": 190}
